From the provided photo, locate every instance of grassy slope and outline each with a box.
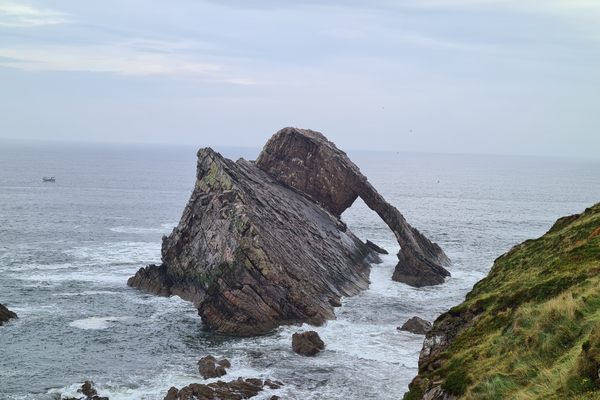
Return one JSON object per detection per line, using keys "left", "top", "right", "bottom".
{"left": 406, "top": 203, "right": 600, "bottom": 400}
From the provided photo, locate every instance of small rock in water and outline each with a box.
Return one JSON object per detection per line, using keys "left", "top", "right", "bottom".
{"left": 0, "top": 303, "right": 17, "bottom": 326}
{"left": 365, "top": 240, "right": 389, "bottom": 255}
{"left": 398, "top": 316, "right": 432, "bottom": 335}
{"left": 198, "top": 355, "right": 231, "bottom": 379}
{"left": 63, "top": 380, "right": 109, "bottom": 400}
{"left": 292, "top": 331, "right": 325, "bottom": 356}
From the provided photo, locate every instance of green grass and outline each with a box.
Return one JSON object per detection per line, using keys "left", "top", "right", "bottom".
{"left": 405, "top": 203, "right": 600, "bottom": 399}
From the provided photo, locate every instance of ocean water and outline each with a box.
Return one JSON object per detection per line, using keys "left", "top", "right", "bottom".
{"left": 0, "top": 141, "right": 599, "bottom": 400}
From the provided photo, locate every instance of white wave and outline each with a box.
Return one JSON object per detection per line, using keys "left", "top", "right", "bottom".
{"left": 2, "top": 262, "right": 75, "bottom": 273}
{"left": 108, "top": 222, "right": 177, "bottom": 235}
{"left": 64, "top": 242, "right": 160, "bottom": 266}
{"left": 15, "top": 267, "right": 136, "bottom": 286}
{"left": 69, "top": 316, "right": 129, "bottom": 330}
{"left": 109, "top": 226, "right": 166, "bottom": 234}
{"left": 52, "top": 290, "right": 121, "bottom": 297}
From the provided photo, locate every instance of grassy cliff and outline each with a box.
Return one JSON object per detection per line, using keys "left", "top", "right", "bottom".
{"left": 405, "top": 203, "right": 600, "bottom": 400}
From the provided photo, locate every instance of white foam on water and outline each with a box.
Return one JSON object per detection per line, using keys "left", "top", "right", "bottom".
{"left": 161, "top": 222, "right": 178, "bottom": 230}
{"left": 52, "top": 290, "right": 121, "bottom": 297}
{"left": 3, "top": 262, "right": 76, "bottom": 273}
{"left": 109, "top": 226, "right": 167, "bottom": 234}
{"left": 69, "top": 316, "right": 129, "bottom": 330}
{"left": 64, "top": 241, "right": 160, "bottom": 266}
{"left": 15, "top": 268, "right": 135, "bottom": 286}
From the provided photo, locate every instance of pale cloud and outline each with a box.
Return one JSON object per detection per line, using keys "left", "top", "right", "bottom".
{"left": 0, "top": 1, "right": 70, "bottom": 27}
{"left": 0, "top": 39, "right": 262, "bottom": 85}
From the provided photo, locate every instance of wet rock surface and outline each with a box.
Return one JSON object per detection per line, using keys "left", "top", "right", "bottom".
{"left": 198, "top": 355, "right": 231, "bottom": 379}
{"left": 398, "top": 316, "right": 432, "bottom": 335}
{"left": 292, "top": 330, "right": 325, "bottom": 356}
{"left": 163, "top": 378, "right": 282, "bottom": 400}
{"left": 128, "top": 127, "right": 448, "bottom": 335}
{"left": 0, "top": 303, "right": 17, "bottom": 326}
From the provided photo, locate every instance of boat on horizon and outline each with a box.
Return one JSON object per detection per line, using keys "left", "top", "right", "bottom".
{"left": 42, "top": 176, "right": 56, "bottom": 182}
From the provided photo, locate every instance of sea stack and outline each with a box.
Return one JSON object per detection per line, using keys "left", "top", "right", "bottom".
{"left": 128, "top": 128, "right": 449, "bottom": 336}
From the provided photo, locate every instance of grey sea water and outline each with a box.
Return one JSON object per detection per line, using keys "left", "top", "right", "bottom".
{"left": 0, "top": 141, "right": 599, "bottom": 399}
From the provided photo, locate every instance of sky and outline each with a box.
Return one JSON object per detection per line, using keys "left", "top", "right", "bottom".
{"left": 0, "top": 0, "right": 599, "bottom": 158}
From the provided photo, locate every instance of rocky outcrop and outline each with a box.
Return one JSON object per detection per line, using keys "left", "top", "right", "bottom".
{"left": 398, "top": 316, "right": 432, "bottom": 335}
{"left": 128, "top": 127, "right": 448, "bottom": 336}
{"left": 128, "top": 142, "right": 373, "bottom": 336}
{"left": 0, "top": 303, "right": 17, "bottom": 326}
{"left": 164, "top": 378, "right": 282, "bottom": 400}
{"left": 255, "top": 128, "right": 450, "bottom": 287}
{"left": 198, "top": 355, "right": 230, "bottom": 379}
{"left": 292, "top": 331, "right": 325, "bottom": 356}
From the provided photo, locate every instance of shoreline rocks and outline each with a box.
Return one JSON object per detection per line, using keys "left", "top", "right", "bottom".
{"left": 292, "top": 331, "right": 325, "bottom": 356}
{"left": 128, "top": 127, "right": 449, "bottom": 336}
{"left": 398, "top": 316, "right": 432, "bottom": 335}
{"left": 0, "top": 303, "right": 17, "bottom": 326}
{"left": 164, "top": 378, "right": 282, "bottom": 400}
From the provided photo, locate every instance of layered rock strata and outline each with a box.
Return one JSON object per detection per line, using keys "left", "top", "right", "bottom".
{"left": 129, "top": 146, "right": 373, "bottom": 335}
{"left": 128, "top": 127, "right": 449, "bottom": 336}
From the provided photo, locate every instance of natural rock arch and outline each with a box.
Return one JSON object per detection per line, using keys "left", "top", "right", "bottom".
{"left": 256, "top": 127, "right": 450, "bottom": 286}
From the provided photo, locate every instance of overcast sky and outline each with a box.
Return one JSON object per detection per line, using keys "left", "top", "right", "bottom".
{"left": 1, "top": 0, "right": 599, "bottom": 158}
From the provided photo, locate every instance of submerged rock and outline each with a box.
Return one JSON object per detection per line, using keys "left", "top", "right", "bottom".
{"left": 164, "top": 378, "right": 282, "bottom": 400}
{"left": 292, "top": 331, "right": 325, "bottom": 356}
{"left": 128, "top": 127, "right": 448, "bottom": 336}
{"left": 398, "top": 316, "right": 432, "bottom": 335}
{"left": 256, "top": 128, "right": 450, "bottom": 287}
{"left": 198, "top": 355, "right": 230, "bottom": 379}
{"left": 365, "top": 240, "right": 389, "bottom": 255}
{"left": 0, "top": 303, "right": 17, "bottom": 326}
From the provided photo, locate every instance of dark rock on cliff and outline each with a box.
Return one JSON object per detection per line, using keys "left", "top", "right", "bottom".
{"left": 256, "top": 128, "right": 450, "bottom": 287}
{"left": 366, "top": 240, "right": 389, "bottom": 255}
{"left": 198, "top": 355, "right": 230, "bottom": 379}
{"left": 128, "top": 127, "right": 448, "bottom": 336}
{"left": 0, "top": 303, "right": 17, "bottom": 326}
{"left": 128, "top": 143, "right": 372, "bottom": 336}
{"left": 292, "top": 331, "right": 325, "bottom": 356}
{"left": 398, "top": 316, "right": 432, "bottom": 335}
{"left": 164, "top": 378, "right": 282, "bottom": 400}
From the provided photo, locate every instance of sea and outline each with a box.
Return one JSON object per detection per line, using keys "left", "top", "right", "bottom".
{"left": 0, "top": 140, "right": 598, "bottom": 400}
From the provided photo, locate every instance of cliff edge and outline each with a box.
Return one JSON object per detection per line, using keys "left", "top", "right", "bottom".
{"left": 405, "top": 203, "right": 600, "bottom": 399}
